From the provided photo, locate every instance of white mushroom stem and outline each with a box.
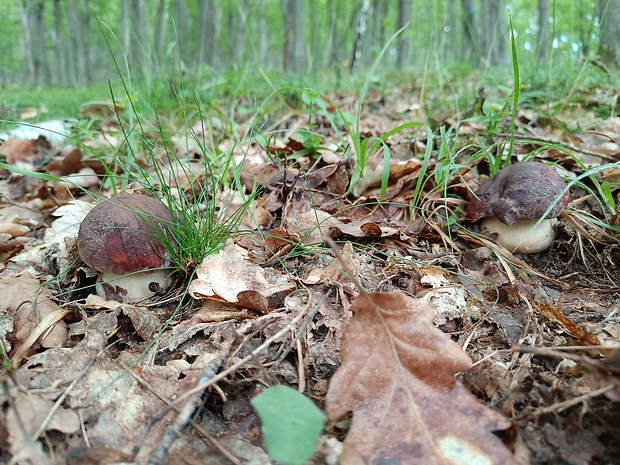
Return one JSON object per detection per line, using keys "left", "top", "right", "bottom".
{"left": 480, "top": 217, "right": 557, "bottom": 254}
{"left": 96, "top": 270, "right": 170, "bottom": 303}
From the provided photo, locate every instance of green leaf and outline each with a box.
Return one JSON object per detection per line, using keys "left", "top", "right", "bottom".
{"left": 252, "top": 385, "right": 326, "bottom": 465}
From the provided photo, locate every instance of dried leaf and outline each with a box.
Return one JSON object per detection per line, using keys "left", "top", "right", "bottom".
{"left": 0, "top": 136, "right": 51, "bottom": 166}
{"left": 326, "top": 291, "right": 516, "bottom": 465}
{"left": 1, "top": 274, "right": 68, "bottom": 363}
{"left": 188, "top": 243, "right": 293, "bottom": 311}
{"left": 533, "top": 300, "right": 601, "bottom": 346}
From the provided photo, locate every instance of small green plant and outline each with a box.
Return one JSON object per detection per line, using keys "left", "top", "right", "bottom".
{"left": 252, "top": 385, "right": 326, "bottom": 465}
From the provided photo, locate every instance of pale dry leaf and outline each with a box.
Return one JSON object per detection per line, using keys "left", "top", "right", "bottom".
{"left": 283, "top": 209, "right": 341, "bottom": 245}
{"left": 83, "top": 293, "right": 123, "bottom": 310}
{"left": 304, "top": 242, "right": 358, "bottom": 285}
{"left": 0, "top": 274, "right": 68, "bottom": 359}
{"left": 7, "top": 391, "right": 80, "bottom": 457}
{"left": 325, "top": 291, "right": 517, "bottom": 465}
{"left": 418, "top": 266, "right": 482, "bottom": 326}
{"left": 188, "top": 243, "right": 293, "bottom": 311}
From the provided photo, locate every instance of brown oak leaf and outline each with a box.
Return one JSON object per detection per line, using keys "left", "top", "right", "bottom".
{"left": 325, "top": 291, "right": 517, "bottom": 465}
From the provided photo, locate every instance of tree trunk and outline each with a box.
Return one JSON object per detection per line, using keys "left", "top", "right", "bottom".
{"left": 19, "top": 0, "right": 36, "bottom": 85}
{"left": 66, "top": 0, "right": 90, "bottom": 86}
{"left": 119, "top": 0, "right": 130, "bottom": 58}
{"left": 174, "top": 0, "right": 191, "bottom": 71}
{"left": 130, "top": 0, "right": 149, "bottom": 79}
{"left": 326, "top": 0, "right": 338, "bottom": 67}
{"left": 351, "top": 0, "right": 370, "bottom": 69}
{"left": 79, "top": 0, "right": 93, "bottom": 84}
{"left": 578, "top": 0, "right": 592, "bottom": 55}
{"left": 309, "top": 0, "right": 317, "bottom": 69}
{"left": 397, "top": 0, "right": 411, "bottom": 68}
{"left": 291, "top": 0, "right": 306, "bottom": 73}
{"left": 32, "top": 0, "right": 49, "bottom": 85}
{"left": 259, "top": 0, "right": 267, "bottom": 64}
{"left": 236, "top": 0, "right": 249, "bottom": 68}
{"left": 481, "top": 0, "right": 506, "bottom": 68}
{"left": 153, "top": 0, "right": 169, "bottom": 72}
{"left": 599, "top": 0, "right": 620, "bottom": 65}
{"left": 53, "top": 0, "right": 67, "bottom": 85}
{"left": 197, "top": 0, "right": 217, "bottom": 68}
{"left": 536, "top": 0, "right": 550, "bottom": 60}
{"left": 461, "top": 0, "right": 477, "bottom": 62}
{"left": 226, "top": 0, "right": 247, "bottom": 68}
{"left": 441, "top": 1, "right": 456, "bottom": 63}
{"left": 374, "top": 0, "right": 388, "bottom": 56}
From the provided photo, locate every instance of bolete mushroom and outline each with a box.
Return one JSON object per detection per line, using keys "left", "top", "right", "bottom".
{"left": 77, "top": 194, "right": 174, "bottom": 303}
{"left": 466, "top": 162, "right": 570, "bottom": 254}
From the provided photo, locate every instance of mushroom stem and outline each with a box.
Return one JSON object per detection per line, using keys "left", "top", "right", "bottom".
{"left": 97, "top": 270, "right": 170, "bottom": 303}
{"left": 480, "top": 217, "right": 557, "bottom": 254}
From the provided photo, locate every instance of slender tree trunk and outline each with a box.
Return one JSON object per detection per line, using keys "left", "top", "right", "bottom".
{"left": 351, "top": 0, "right": 370, "bottom": 69}
{"left": 308, "top": 0, "right": 317, "bottom": 70}
{"left": 326, "top": 0, "right": 338, "bottom": 67}
{"left": 66, "top": 0, "right": 89, "bottom": 86}
{"left": 282, "top": 0, "right": 291, "bottom": 70}
{"left": 536, "top": 0, "right": 550, "bottom": 60}
{"left": 461, "top": 0, "right": 477, "bottom": 62}
{"left": 259, "top": 0, "right": 267, "bottom": 64}
{"left": 53, "top": 0, "right": 67, "bottom": 85}
{"left": 19, "top": 0, "right": 36, "bottom": 85}
{"left": 599, "top": 0, "right": 620, "bottom": 65}
{"left": 494, "top": 1, "right": 506, "bottom": 66}
{"left": 119, "top": 0, "right": 130, "bottom": 56}
{"left": 397, "top": 0, "right": 411, "bottom": 68}
{"left": 370, "top": 0, "right": 380, "bottom": 56}
{"left": 79, "top": 0, "right": 92, "bottom": 83}
{"left": 481, "top": 0, "right": 506, "bottom": 68}
{"left": 130, "top": 0, "right": 149, "bottom": 79}
{"left": 236, "top": 0, "right": 249, "bottom": 68}
{"left": 577, "top": 0, "right": 590, "bottom": 55}
{"left": 227, "top": 1, "right": 240, "bottom": 67}
{"left": 197, "top": 0, "right": 217, "bottom": 69}
{"left": 174, "top": 0, "right": 191, "bottom": 71}
{"left": 290, "top": 0, "right": 306, "bottom": 72}
{"left": 153, "top": 0, "right": 169, "bottom": 72}
{"left": 379, "top": 0, "right": 388, "bottom": 47}
{"left": 441, "top": 1, "right": 455, "bottom": 63}
{"left": 32, "top": 0, "right": 49, "bottom": 85}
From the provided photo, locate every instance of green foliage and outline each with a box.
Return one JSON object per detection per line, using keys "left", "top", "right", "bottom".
{"left": 252, "top": 385, "right": 326, "bottom": 465}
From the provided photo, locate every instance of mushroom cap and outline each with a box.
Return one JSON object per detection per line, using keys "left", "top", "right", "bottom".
{"left": 466, "top": 162, "right": 570, "bottom": 225}
{"left": 77, "top": 194, "right": 174, "bottom": 275}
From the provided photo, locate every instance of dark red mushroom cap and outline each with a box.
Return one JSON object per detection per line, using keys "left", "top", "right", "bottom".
{"left": 77, "top": 194, "right": 174, "bottom": 275}
{"left": 466, "top": 162, "right": 570, "bottom": 225}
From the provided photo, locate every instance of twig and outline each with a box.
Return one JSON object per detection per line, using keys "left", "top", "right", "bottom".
{"left": 532, "top": 384, "right": 614, "bottom": 415}
{"left": 122, "top": 361, "right": 241, "bottom": 465}
{"left": 297, "top": 339, "right": 306, "bottom": 393}
{"left": 155, "top": 307, "right": 310, "bottom": 417}
{"left": 32, "top": 358, "right": 97, "bottom": 440}
{"left": 274, "top": 288, "right": 332, "bottom": 366}
{"left": 147, "top": 355, "right": 224, "bottom": 465}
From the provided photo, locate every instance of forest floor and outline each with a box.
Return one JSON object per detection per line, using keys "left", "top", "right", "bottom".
{"left": 0, "top": 76, "right": 619, "bottom": 465}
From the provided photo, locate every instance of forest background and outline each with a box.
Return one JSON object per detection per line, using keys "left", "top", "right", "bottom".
{"left": 2, "top": 0, "right": 620, "bottom": 100}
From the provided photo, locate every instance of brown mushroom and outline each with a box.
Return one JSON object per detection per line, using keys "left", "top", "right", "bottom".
{"left": 466, "top": 162, "right": 570, "bottom": 254}
{"left": 77, "top": 194, "right": 174, "bottom": 302}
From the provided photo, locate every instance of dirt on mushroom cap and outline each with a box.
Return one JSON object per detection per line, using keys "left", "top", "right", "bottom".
{"left": 466, "top": 162, "right": 570, "bottom": 225}
{"left": 77, "top": 194, "right": 174, "bottom": 275}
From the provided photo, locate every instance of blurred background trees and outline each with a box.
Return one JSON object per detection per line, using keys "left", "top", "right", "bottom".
{"left": 2, "top": 0, "right": 616, "bottom": 88}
